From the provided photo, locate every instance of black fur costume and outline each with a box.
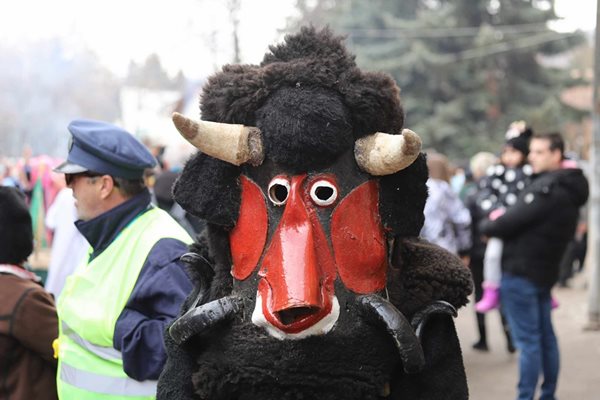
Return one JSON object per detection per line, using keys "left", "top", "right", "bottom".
{"left": 158, "top": 27, "right": 472, "bottom": 400}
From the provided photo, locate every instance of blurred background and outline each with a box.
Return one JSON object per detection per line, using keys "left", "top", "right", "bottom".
{"left": 0, "top": 0, "right": 594, "bottom": 162}
{"left": 1, "top": 2, "right": 598, "bottom": 398}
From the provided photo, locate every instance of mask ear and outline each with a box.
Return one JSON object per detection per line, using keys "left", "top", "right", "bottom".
{"left": 379, "top": 153, "right": 428, "bottom": 237}
{"left": 341, "top": 71, "right": 404, "bottom": 139}
{"left": 173, "top": 152, "right": 241, "bottom": 228}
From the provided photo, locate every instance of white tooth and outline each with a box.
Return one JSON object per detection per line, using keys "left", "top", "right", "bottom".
{"left": 251, "top": 293, "right": 340, "bottom": 340}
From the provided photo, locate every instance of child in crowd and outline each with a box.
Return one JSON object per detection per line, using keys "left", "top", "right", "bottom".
{"left": 475, "top": 122, "right": 533, "bottom": 312}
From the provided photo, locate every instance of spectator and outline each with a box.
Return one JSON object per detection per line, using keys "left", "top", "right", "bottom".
{"left": 475, "top": 122, "right": 533, "bottom": 313}
{"left": 421, "top": 152, "right": 471, "bottom": 258}
{"left": 558, "top": 200, "right": 588, "bottom": 287}
{"left": 480, "top": 132, "right": 589, "bottom": 400}
{"left": 1, "top": 159, "right": 22, "bottom": 189}
{"left": 44, "top": 186, "right": 89, "bottom": 297}
{"left": 0, "top": 186, "right": 58, "bottom": 400}
{"left": 53, "top": 119, "right": 194, "bottom": 399}
{"left": 463, "top": 151, "right": 514, "bottom": 352}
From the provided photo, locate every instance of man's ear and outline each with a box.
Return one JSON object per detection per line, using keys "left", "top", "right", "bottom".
{"left": 99, "top": 175, "right": 115, "bottom": 200}
{"left": 552, "top": 149, "right": 563, "bottom": 166}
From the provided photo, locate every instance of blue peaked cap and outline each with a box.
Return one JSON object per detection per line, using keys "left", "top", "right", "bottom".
{"left": 55, "top": 119, "right": 157, "bottom": 179}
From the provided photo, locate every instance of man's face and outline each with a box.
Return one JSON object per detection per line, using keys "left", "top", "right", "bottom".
{"left": 66, "top": 173, "right": 104, "bottom": 221}
{"left": 528, "top": 138, "right": 562, "bottom": 174}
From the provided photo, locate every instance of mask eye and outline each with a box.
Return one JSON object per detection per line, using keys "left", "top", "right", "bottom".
{"left": 309, "top": 179, "right": 338, "bottom": 207}
{"left": 268, "top": 178, "right": 290, "bottom": 206}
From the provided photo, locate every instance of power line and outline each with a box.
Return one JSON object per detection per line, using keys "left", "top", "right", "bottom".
{"left": 369, "top": 31, "right": 578, "bottom": 69}
{"left": 449, "top": 31, "right": 578, "bottom": 62}
{"left": 345, "top": 21, "right": 550, "bottom": 32}
{"left": 340, "top": 22, "right": 575, "bottom": 39}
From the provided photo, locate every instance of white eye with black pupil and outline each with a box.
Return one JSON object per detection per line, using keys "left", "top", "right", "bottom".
{"left": 310, "top": 180, "right": 338, "bottom": 206}
{"left": 268, "top": 178, "right": 290, "bottom": 206}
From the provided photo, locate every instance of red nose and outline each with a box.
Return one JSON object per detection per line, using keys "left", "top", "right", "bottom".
{"left": 259, "top": 175, "right": 335, "bottom": 333}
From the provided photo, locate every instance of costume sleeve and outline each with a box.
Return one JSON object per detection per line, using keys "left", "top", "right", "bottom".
{"left": 479, "top": 185, "right": 556, "bottom": 239}
{"left": 12, "top": 286, "right": 59, "bottom": 362}
{"left": 395, "top": 315, "right": 468, "bottom": 399}
{"left": 113, "top": 238, "right": 193, "bottom": 381}
{"left": 156, "top": 325, "right": 198, "bottom": 400}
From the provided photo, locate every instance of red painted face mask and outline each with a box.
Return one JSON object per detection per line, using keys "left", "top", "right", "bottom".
{"left": 230, "top": 174, "right": 387, "bottom": 336}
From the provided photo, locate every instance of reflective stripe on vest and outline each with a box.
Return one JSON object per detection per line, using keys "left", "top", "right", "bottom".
{"left": 60, "top": 362, "right": 157, "bottom": 397}
{"left": 57, "top": 207, "right": 193, "bottom": 399}
{"left": 62, "top": 321, "right": 121, "bottom": 361}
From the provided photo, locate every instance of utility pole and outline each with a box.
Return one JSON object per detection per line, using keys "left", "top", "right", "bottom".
{"left": 586, "top": 0, "right": 600, "bottom": 331}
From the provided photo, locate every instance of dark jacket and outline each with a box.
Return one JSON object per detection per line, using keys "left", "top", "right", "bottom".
{"left": 463, "top": 180, "right": 489, "bottom": 262}
{"left": 480, "top": 168, "right": 589, "bottom": 287}
{"left": 0, "top": 273, "right": 58, "bottom": 400}
{"left": 465, "top": 164, "right": 531, "bottom": 261}
{"left": 480, "top": 164, "right": 531, "bottom": 211}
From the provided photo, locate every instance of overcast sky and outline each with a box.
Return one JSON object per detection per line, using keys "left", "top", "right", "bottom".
{"left": 0, "top": 0, "right": 296, "bottom": 78}
{"left": 0, "top": 0, "right": 595, "bottom": 79}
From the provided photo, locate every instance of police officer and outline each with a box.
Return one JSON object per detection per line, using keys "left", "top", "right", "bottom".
{"left": 53, "top": 119, "right": 193, "bottom": 399}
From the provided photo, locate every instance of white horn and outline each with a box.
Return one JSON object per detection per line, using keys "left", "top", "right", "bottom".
{"left": 354, "top": 129, "right": 422, "bottom": 176}
{"left": 172, "top": 112, "right": 264, "bottom": 166}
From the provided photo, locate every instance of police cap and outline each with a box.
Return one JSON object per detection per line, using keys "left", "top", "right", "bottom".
{"left": 54, "top": 119, "right": 157, "bottom": 179}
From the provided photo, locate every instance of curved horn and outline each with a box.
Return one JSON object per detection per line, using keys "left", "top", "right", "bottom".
{"left": 411, "top": 300, "right": 457, "bottom": 340}
{"left": 354, "top": 129, "right": 422, "bottom": 176}
{"left": 172, "top": 112, "right": 264, "bottom": 166}
{"left": 169, "top": 295, "right": 244, "bottom": 344}
{"left": 179, "top": 252, "right": 214, "bottom": 307}
{"left": 357, "top": 294, "right": 425, "bottom": 374}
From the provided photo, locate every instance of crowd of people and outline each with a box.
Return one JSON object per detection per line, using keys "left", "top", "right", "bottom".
{"left": 0, "top": 120, "right": 202, "bottom": 399}
{"left": 0, "top": 117, "right": 590, "bottom": 400}
{"left": 420, "top": 122, "right": 589, "bottom": 400}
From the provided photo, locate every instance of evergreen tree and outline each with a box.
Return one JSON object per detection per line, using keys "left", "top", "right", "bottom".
{"left": 288, "top": 0, "right": 584, "bottom": 159}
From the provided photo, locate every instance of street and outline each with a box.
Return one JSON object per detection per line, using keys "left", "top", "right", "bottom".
{"left": 456, "top": 272, "right": 600, "bottom": 399}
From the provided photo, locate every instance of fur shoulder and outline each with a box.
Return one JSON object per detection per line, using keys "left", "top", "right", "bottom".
{"left": 388, "top": 238, "right": 473, "bottom": 316}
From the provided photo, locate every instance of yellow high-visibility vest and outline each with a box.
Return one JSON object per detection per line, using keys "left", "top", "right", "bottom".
{"left": 56, "top": 207, "right": 192, "bottom": 399}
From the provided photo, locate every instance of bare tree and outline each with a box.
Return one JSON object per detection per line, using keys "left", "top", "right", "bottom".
{"left": 227, "top": 0, "right": 242, "bottom": 63}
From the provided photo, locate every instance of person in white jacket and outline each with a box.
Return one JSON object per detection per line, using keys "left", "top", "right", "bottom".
{"left": 44, "top": 187, "right": 89, "bottom": 297}
{"left": 420, "top": 152, "right": 472, "bottom": 258}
